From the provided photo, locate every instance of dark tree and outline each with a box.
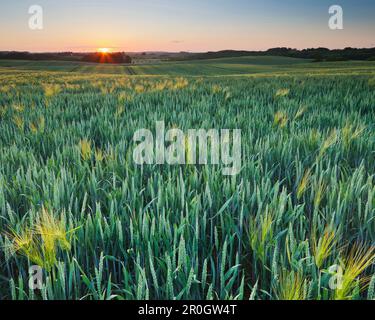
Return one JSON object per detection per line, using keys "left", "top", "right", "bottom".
{"left": 81, "top": 52, "right": 132, "bottom": 64}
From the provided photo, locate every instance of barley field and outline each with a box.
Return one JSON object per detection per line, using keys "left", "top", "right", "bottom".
{"left": 0, "top": 60, "right": 374, "bottom": 300}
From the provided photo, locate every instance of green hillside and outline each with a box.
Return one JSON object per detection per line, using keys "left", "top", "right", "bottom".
{"left": 0, "top": 56, "right": 308, "bottom": 75}
{"left": 1, "top": 56, "right": 375, "bottom": 77}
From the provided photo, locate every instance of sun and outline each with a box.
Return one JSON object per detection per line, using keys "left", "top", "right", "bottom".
{"left": 97, "top": 48, "right": 111, "bottom": 54}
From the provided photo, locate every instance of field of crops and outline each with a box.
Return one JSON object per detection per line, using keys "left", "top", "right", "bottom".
{"left": 0, "top": 60, "right": 374, "bottom": 300}
{"left": 1, "top": 56, "right": 375, "bottom": 76}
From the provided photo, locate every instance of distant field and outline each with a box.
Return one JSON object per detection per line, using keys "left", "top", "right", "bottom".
{"left": 178, "top": 55, "right": 310, "bottom": 65}
{"left": 0, "top": 56, "right": 306, "bottom": 75}
{"left": 1, "top": 56, "right": 375, "bottom": 76}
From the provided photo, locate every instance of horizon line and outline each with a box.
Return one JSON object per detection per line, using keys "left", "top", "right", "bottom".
{"left": 1, "top": 46, "right": 375, "bottom": 54}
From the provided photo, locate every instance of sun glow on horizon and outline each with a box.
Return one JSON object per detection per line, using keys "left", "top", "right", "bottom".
{"left": 97, "top": 48, "right": 111, "bottom": 53}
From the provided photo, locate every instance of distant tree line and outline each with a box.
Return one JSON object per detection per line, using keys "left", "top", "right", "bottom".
{"left": 0, "top": 51, "right": 132, "bottom": 64}
{"left": 0, "top": 51, "right": 81, "bottom": 61}
{"left": 265, "top": 47, "right": 375, "bottom": 61}
{"left": 176, "top": 47, "right": 375, "bottom": 62}
{"left": 1, "top": 48, "right": 374, "bottom": 63}
{"left": 81, "top": 52, "right": 132, "bottom": 64}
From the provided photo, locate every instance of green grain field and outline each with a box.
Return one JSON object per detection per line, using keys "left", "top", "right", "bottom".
{"left": 0, "top": 58, "right": 374, "bottom": 300}
{"left": 1, "top": 56, "right": 375, "bottom": 76}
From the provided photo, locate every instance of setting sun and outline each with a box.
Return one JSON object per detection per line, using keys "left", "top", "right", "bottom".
{"left": 97, "top": 48, "right": 111, "bottom": 53}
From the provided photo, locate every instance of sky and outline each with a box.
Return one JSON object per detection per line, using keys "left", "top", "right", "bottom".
{"left": 0, "top": 0, "right": 374, "bottom": 52}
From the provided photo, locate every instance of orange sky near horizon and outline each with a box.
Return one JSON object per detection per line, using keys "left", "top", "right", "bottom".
{"left": 1, "top": 1, "right": 374, "bottom": 53}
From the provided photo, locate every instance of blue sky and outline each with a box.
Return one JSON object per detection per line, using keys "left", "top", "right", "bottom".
{"left": 0, "top": 0, "right": 374, "bottom": 52}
